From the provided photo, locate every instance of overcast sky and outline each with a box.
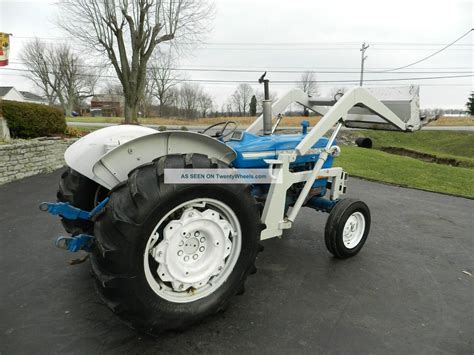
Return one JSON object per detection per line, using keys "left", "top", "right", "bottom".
{"left": 0, "top": 0, "right": 472, "bottom": 109}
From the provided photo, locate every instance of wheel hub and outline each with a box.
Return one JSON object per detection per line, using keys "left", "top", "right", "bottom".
{"left": 150, "top": 207, "right": 234, "bottom": 291}
{"left": 342, "top": 212, "right": 365, "bottom": 249}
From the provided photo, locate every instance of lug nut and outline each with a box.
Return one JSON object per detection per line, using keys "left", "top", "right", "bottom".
{"left": 194, "top": 231, "right": 200, "bottom": 237}
{"left": 199, "top": 246, "right": 205, "bottom": 252}
{"left": 200, "top": 237, "right": 206, "bottom": 243}
{"left": 184, "top": 256, "right": 189, "bottom": 262}
{"left": 193, "top": 254, "right": 198, "bottom": 260}
{"left": 178, "top": 250, "right": 183, "bottom": 256}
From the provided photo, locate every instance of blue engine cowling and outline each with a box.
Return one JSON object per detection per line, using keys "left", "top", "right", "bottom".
{"left": 226, "top": 131, "right": 335, "bottom": 194}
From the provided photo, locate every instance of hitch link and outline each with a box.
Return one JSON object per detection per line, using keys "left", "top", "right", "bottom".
{"left": 55, "top": 234, "right": 94, "bottom": 252}
{"left": 39, "top": 197, "right": 110, "bottom": 221}
{"left": 40, "top": 198, "right": 110, "bottom": 253}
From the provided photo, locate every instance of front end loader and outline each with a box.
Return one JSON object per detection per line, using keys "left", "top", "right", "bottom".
{"left": 41, "top": 77, "right": 427, "bottom": 334}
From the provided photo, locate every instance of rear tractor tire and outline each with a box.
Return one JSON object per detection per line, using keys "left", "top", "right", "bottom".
{"left": 91, "top": 153, "right": 262, "bottom": 334}
{"left": 57, "top": 168, "right": 103, "bottom": 235}
{"left": 324, "top": 198, "right": 371, "bottom": 259}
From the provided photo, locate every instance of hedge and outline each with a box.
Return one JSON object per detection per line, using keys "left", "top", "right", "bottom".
{"left": 0, "top": 100, "right": 66, "bottom": 138}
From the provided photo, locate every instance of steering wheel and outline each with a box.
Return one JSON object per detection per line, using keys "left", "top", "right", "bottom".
{"left": 200, "top": 121, "right": 237, "bottom": 139}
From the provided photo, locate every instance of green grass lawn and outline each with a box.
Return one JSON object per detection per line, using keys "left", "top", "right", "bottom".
{"left": 67, "top": 125, "right": 102, "bottom": 134}
{"left": 350, "top": 130, "right": 474, "bottom": 168}
{"left": 67, "top": 116, "right": 122, "bottom": 123}
{"left": 337, "top": 146, "right": 474, "bottom": 198}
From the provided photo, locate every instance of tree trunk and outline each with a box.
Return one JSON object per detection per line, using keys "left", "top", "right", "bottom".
{"left": 65, "top": 102, "right": 74, "bottom": 117}
{"left": 124, "top": 95, "right": 138, "bottom": 123}
{"left": 124, "top": 100, "right": 139, "bottom": 124}
{"left": 159, "top": 97, "right": 164, "bottom": 117}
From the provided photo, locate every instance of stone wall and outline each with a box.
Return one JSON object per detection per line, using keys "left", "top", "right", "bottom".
{"left": 0, "top": 138, "right": 76, "bottom": 185}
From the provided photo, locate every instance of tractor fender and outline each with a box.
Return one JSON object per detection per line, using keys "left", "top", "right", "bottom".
{"left": 66, "top": 126, "right": 237, "bottom": 189}
{"left": 64, "top": 125, "right": 156, "bottom": 180}
{"left": 65, "top": 125, "right": 157, "bottom": 183}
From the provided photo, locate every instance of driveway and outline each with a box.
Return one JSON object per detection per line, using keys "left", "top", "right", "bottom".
{"left": 1, "top": 170, "right": 472, "bottom": 354}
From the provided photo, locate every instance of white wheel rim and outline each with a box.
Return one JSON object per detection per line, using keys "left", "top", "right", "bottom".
{"left": 342, "top": 211, "right": 365, "bottom": 249}
{"left": 143, "top": 198, "right": 241, "bottom": 303}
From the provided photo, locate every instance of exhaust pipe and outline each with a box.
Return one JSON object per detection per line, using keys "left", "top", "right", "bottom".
{"left": 262, "top": 100, "right": 272, "bottom": 135}
{"left": 259, "top": 72, "right": 272, "bottom": 135}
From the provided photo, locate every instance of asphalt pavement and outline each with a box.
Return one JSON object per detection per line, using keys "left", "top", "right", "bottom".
{"left": 1, "top": 170, "right": 473, "bottom": 354}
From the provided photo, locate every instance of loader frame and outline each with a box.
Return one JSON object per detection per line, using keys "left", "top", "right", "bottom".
{"left": 253, "top": 86, "right": 417, "bottom": 240}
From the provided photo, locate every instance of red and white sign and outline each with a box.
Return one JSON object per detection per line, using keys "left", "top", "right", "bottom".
{"left": 0, "top": 33, "right": 10, "bottom": 67}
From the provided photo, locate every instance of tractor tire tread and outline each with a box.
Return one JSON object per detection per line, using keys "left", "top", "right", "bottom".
{"left": 90, "top": 153, "right": 261, "bottom": 334}
{"left": 57, "top": 168, "right": 99, "bottom": 235}
{"left": 324, "top": 198, "right": 370, "bottom": 259}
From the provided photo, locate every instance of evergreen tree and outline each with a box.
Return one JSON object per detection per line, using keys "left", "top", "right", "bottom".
{"left": 249, "top": 95, "right": 257, "bottom": 116}
{"left": 466, "top": 92, "right": 474, "bottom": 115}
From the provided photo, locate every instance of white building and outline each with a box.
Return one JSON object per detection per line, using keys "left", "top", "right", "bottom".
{"left": 0, "top": 87, "right": 48, "bottom": 105}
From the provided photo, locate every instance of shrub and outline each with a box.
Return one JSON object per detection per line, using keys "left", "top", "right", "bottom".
{"left": 64, "top": 126, "right": 83, "bottom": 137}
{"left": 0, "top": 100, "right": 66, "bottom": 138}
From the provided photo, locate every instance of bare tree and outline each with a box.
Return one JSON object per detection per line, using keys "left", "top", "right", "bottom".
{"left": 139, "top": 75, "right": 155, "bottom": 117}
{"left": 149, "top": 51, "right": 180, "bottom": 116}
{"left": 104, "top": 82, "right": 124, "bottom": 95}
{"left": 297, "top": 71, "right": 319, "bottom": 116}
{"left": 20, "top": 39, "right": 57, "bottom": 105}
{"left": 197, "top": 92, "right": 213, "bottom": 117}
{"left": 178, "top": 83, "right": 201, "bottom": 118}
{"left": 298, "top": 71, "right": 319, "bottom": 96}
{"left": 225, "top": 99, "right": 233, "bottom": 117}
{"left": 231, "top": 84, "right": 253, "bottom": 116}
{"left": 21, "top": 39, "right": 98, "bottom": 115}
{"left": 59, "top": 0, "right": 213, "bottom": 123}
{"left": 256, "top": 89, "right": 278, "bottom": 113}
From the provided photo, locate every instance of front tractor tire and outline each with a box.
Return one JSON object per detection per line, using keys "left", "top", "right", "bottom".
{"left": 324, "top": 199, "right": 371, "bottom": 259}
{"left": 91, "top": 153, "right": 262, "bottom": 334}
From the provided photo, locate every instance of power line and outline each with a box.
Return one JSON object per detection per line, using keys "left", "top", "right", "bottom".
{"left": 183, "top": 74, "right": 473, "bottom": 84}
{"left": 1, "top": 66, "right": 472, "bottom": 83}
{"left": 1, "top": 72, "right": 471, "bottom": 87}
{"left": 180, "top": 47, "right": 473, "bottom": 52}
{"left": 158, "top": 65, "right": 474, "bottom": 70}
{"left": 384, "top": 28, "right": 474, "bottom": 72}
{"left": 7, "top": 60, "right": 473, "bottom": 74}
{"left": 11, "top": 36, "right": 474, "bottom": 47}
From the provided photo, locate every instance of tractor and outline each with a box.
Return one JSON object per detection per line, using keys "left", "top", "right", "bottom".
{"left": 41, "top": 76, "right": 426, "bottom": 334}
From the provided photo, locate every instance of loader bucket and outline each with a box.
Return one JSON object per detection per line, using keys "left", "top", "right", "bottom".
{"left": 341, "top": 85, "right": 430, "bottom": 131}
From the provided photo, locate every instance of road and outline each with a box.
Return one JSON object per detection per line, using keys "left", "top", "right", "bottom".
{"left": 1, "top": 170, "right": 473, "bottom": 354}
{"left": 68, "top": 121, "right": 474, "bottom": 132}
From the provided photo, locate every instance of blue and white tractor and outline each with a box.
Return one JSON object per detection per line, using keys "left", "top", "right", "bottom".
{"left": 41, "top": 77, "right": 426, "bottom": 334}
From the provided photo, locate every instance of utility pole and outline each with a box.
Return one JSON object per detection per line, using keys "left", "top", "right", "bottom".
{"left": 359, "top": 42, "right": 369, "bottom": 86}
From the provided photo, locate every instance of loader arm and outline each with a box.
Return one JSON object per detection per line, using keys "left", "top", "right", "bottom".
{"left": 247, "top": 85, "right": 423, "bottom": 136}
{"left": 260, "top": 86, "right": 421, "bottom": 240}
{"left": 295, "top": 87, "right": 410, "bottom": 155}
